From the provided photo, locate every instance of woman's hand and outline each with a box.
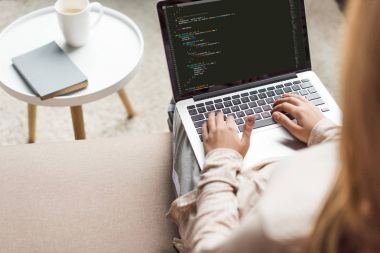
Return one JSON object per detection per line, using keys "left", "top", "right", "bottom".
{"left": 271, "top": 94, "right": 326, "bottom": 143}
{"left": 202, "top": 112, "right": 256, "bottom": 156}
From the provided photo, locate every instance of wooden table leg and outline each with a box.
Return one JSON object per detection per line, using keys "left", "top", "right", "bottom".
{"left": 28, "top": 104, "right": 37, "bottom": 143}
{"left": 118, "top": 89, "right": 135, "bottom": 119}
{"left": 70, "top": 106, "right": 86, "bottom": 140}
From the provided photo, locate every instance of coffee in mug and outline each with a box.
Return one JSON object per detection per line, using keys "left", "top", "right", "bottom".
{"left": 55, "top": 0, "right": 104, "bottom": 47}
{"left": 62, "top": 8, "right": 83, "bottom": 14}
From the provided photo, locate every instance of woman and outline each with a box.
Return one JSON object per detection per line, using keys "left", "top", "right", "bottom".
{"left": 167, "top": 0, "right": 380, "bottom": 252}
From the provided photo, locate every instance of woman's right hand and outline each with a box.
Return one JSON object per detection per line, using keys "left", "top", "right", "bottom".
{"left": 271, "top": 94, "right": 326, "bottom": 144}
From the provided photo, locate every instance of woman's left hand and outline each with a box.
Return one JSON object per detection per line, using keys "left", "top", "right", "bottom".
{"left": 202, "top": 112, "right": 256, "bottom": 156}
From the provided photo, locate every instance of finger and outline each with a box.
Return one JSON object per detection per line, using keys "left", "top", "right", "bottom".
{"left": 241, "top": 116, "right": 256, "bottom": 146}
{"left": 272, "top": 111, "right": 302, "bottom": 133}
{"left": 272, "top": 102, "right": 299, "bottom": 116}
{"left": 226, "top": 115, "right": 237, "bottom": 130}
{"left": 216, "top": 111, "right": 225, "bottom": 128}
{"left": 207, "top": 112, "right": 216, "bottom": 132}
{"left": 273, "top": 96, "right": 301, "bottom": 107}
{"left": 202, "top": 121, "right": 209, "bottom": 140}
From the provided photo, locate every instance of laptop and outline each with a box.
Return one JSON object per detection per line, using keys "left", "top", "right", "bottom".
{"left": 157, "top": 0, "right": 341, "bottom": 167}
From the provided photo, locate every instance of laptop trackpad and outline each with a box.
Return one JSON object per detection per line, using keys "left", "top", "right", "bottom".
{"left": 243, "top": 126, "right": 305, "bottom": 167}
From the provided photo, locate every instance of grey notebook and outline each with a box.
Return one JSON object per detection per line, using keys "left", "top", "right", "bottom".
{"left": 12, "top": 41, "right": 88, "bottom": 100}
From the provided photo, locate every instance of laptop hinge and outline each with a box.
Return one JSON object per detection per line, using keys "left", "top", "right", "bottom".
{"left": 193, "top": 72, "right": 297, "bottom": 102}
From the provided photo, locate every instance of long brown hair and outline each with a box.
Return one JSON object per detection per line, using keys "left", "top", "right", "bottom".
{"left": 310, "top": 0, "right": 380, "bottom": 252}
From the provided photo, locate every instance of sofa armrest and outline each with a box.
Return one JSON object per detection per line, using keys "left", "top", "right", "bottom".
{"left": 0, "top": 133, "right": 177, "bottom": 253}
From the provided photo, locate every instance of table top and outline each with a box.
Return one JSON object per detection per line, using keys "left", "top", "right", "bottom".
{"left": 0, "top": 6, "right": 144, "bottom": 107}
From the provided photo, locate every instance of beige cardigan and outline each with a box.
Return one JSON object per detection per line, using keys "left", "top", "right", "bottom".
{"left": 167, "top": 119, "right": 341, "bottom": 253}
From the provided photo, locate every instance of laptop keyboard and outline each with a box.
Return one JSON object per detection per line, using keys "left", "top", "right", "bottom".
{"left": 187, "top": 79, "right": 329, "bottom": 142}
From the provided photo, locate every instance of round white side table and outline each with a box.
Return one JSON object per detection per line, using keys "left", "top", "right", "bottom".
{"left": 0, "top": 6, "right": 144, "bottom": 142}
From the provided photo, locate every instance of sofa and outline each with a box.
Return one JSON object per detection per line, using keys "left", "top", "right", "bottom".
{"left": 0, "top": 133, "right": 178, "bottom": 253}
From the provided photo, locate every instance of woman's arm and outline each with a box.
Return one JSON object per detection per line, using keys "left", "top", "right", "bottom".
{"left": 188, "top": 112, "right": 256, "bottom": 252}
{"left": 190, "top": 150, "right": 281, "bottom": 253}
{"left": 192, "top": 151, "right": 279, "bottom": 253}
{"left": 191, "top": 149, "right": 242, "bottom": 252}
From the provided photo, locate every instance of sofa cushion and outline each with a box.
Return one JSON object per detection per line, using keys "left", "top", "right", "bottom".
{"left": 0, "top": 133, "right": 177, "bottom": 253}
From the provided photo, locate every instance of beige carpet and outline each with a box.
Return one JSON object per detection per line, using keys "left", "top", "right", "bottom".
{"left": 0, "top": 0, "right": 344, "bottom": 145}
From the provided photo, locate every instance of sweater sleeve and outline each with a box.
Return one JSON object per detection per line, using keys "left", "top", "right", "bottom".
{"left": 307, "top": 118, "right": 341, "bottom": 147}
{"left": 190, "top": 149, "right": 281, "bottom": 253}
{"left": 190, "top": 148, "right": 242, "bottom": 253}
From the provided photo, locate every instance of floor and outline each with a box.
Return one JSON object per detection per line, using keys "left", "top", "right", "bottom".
{"left": 0, "top": 0, "right": 344, "bottom": 145}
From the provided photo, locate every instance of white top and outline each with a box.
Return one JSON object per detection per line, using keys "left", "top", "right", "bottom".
{"left": 0, "top": 7, "right": 144, "bottom": 107}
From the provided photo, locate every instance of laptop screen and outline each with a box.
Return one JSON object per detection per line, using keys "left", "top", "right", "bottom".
{"left": 158, "top": 0, "right": 311, "bottom": 101}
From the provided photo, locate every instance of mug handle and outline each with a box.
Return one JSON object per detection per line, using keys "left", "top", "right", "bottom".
{"left": 90, "top": 2, "right": 104, "bottom": 29}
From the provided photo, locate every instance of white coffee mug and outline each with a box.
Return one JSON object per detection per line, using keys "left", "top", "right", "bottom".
{"left": 55, "top": 0, "right": 104, "bottom": 47}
